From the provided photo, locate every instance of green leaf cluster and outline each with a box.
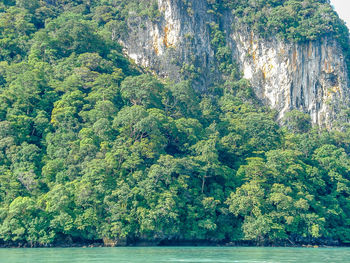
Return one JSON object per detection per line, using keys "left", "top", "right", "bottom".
{"left": 0, "top": 0, "right": 350, "bottom": 247}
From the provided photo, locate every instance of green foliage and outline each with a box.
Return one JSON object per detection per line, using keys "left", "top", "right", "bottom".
{"left": 283, "top": 110, "right": 312, "bottom": 134}
{"left": 0, "top": 0, "right": 350, "bottom": 247}
{"left": 228, "top": 0, "right": 345, "bottom": 41}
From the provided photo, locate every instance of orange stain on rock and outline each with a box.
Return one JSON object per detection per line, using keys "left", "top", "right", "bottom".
{"left": 163, "top": 25, "right": 174, "bottom": 48}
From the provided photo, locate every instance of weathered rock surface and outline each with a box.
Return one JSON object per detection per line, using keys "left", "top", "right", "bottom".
{"left": 232, "top": 31, "right": 350, "bottom": 128}
{"left": 119, "top": 0, "right": 350, "bottom": 128}
{"left": 119, "top": 0, "right": 218, "bottom": 89}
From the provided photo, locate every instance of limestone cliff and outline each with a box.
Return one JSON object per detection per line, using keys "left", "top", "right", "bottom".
{"left": 119, "top": 0, "right": 350, "bottom": 128}
{"left": 233, "top": 31, "right": 350, "bottom": 127}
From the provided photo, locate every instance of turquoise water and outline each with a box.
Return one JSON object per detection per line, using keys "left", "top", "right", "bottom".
{"left": 0, "top": 247, "right": 349, "bottom": 263}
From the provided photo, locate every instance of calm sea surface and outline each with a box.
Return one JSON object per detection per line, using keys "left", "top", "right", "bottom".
{"left": 0, "top": 247, "right": 349, "bottom": 263}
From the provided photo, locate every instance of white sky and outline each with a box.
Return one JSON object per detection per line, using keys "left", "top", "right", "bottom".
{"left": 330, "top": 0, "right": 350, "bottom": 28}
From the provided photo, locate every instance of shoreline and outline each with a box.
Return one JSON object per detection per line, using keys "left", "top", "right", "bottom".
{"left": 1, "top": 241, "right": 349, "bottom": 249}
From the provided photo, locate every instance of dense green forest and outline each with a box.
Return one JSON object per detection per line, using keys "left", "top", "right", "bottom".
{"left": 1, "top": 0, "right": 350, "bottom": 247}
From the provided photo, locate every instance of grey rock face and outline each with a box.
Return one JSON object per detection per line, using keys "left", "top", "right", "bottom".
{"left": 119, "top": 0, "right": 219, "bottom": 90}
{"left": 232, "top": 30, "right": 350, "bottom": 128}
{"left": 119, "top": 0, "right": 350, "bottom": 128}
